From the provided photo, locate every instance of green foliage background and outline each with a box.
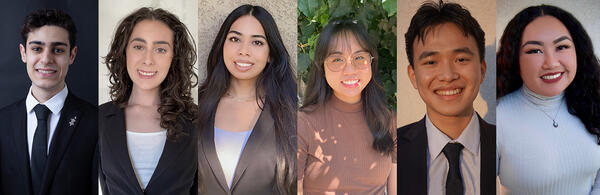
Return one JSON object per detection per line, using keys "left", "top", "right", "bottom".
{"left": 297, "top": 0, "right": 397, "bottom": 110}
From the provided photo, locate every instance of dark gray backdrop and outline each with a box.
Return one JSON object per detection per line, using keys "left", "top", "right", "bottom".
{"left": 0, "top": 0, "right": 98, "bottom": 108}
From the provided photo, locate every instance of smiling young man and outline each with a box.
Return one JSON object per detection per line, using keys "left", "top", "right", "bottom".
{"left": 0, "top": 9, "right": 98, "bottom": 195}
{"left": 397, "top": 1, "right": 495, "bottom": 195}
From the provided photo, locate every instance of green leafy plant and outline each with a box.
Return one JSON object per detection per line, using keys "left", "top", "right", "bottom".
{"left": 298, "top": 0, "right": 397, "bottom": 110}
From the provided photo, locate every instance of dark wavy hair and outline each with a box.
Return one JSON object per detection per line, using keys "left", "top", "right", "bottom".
{"left": 497, "top": 5, "right": 600, "bottom": 144}
{"left": 21, "top": 8, "right": 77, "bottom": 52}
{"left": 301, "top": 19, "right": 395, "bottom": 155}
{"left": 405, "top": 0, "right": 485, "bottom": 67}
{"left": 105, "top": 7, "right": 198, "bottom": 140}
{"left": 197, "top": 4, "right": 297, "bottom": 194}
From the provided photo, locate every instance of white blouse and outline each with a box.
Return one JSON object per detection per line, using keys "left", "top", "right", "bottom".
{"left": 214, "top": 127, "right": 252, "bottom": 188}
{"left": 126, "top": 130, "right": 167, "bottom": 190}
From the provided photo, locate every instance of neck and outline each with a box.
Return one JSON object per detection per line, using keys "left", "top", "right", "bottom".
{"left": 227, "top": 77, "right": 257, "bottom": 98}
{"left": 128, "top": 85, "right": 160, "bottom": 106}
{"left": 427, "top": 107, "right": 474, "bottom": 140}
{"left": 31, "top": 83, "right": 65, "bottom": 103}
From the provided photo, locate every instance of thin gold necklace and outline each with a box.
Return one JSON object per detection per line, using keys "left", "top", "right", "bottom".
{"left": 225, "top": 92, "right": 256, "bottom": 102}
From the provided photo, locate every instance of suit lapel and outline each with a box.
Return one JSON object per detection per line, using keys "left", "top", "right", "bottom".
{"left": 477, "top": 114, "right": 496, "bottom": 195}
{"left": 11, "top": 100, "right": 33, "bottom": 195}
{"left": 201, "top": 120, "right": 230, "bottom": 192}
{"left": 145, "top": 123, "right": 189, "bottom": 192}
{"left": 397, "top": 116, "right": 428, "bottom": 195}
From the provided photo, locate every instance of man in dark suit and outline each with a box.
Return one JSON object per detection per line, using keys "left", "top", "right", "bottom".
{"left": 398, "top": 1, "right": 495, "bottom": 195}
{"left": 0, "top": 9, "right": 97, "bottom": 195}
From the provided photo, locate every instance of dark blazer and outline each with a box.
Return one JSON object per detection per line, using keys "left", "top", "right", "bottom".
{"left": 397, "top": 113, "right": 496, "bottom": 195}
{"left": 0, "top": 93, "right": 98, "bottom": 195}
{"left": 198, "top": 105, "right": 278, "bottom": 195}
{"left": 99, "top": 102, "right": 197, "bottom": 195}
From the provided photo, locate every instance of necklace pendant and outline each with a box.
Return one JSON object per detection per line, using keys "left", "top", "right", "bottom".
{"left": 553, "top": 120, "right": 558, "bottom": 128}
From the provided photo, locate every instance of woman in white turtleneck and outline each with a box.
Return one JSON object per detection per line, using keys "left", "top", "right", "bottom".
{"left": 496, "top": 5, "right": 600, "bottom": 195}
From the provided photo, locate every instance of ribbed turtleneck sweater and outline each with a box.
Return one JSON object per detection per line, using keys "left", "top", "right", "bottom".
{"left": 497, "top": 86, "right": 600, "bottom": 195}
{"left": 298, "top": 95, "right": 396, "bottom": 194}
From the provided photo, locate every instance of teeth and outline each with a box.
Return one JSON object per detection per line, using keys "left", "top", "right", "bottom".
{"left": 236, "top": 62, "right": 252, "bottom": 67}
{"left": 138, "top": 70, "right": 156, "bottom": 76}
{"left": 342, "top": 79, "right": 359, "bottom": 85}
{"left": 436, "top": 88, "right": 462, "bottom": 96}
{"left": 38, "top": 69, "right": 55, "bottom": 74}
{"left": 542, "top": 72, "right": 561, "bottom": 80}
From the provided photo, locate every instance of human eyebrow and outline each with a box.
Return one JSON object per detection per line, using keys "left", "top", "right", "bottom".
{"left": 28, "top": 41, "right": 44, "bottom": 45}
{"left": 228, "top": 30, "right": 242, "bottom": 36}
{"left": 130, "top": 38, "right": 146, "bottom": 44}
{"left": 453, "top": 47, "right": 474, "bottom": 56}
{"left": 521, "top": 40, "right": 543, "bottom": 48}
{"left": 154, "top": 41, "right": 171, "bottom": 47}
{"left": 417, "top": 50, "right": 438, "bottom": 60}
{"left": 50, "top": 42, "right": 68, "bottom": 47}
{"left": 251, "top": 34, "right": 267, "bottom": 40}
{"left": 553, "top": 36, "right": 572, "bottom": 44}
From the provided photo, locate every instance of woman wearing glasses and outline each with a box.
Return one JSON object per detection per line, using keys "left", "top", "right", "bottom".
{"left": 298, "top": 19, "right": 396, "bottom": 194}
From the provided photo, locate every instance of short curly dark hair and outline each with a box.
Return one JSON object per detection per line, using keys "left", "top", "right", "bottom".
{"left": 105, "top": 7, "right": 198, "bottom": 140}
{"left": 21, "top": 8, "right": 77, "bottom": 51}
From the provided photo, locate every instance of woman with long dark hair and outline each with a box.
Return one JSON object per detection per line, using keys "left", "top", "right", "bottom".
{"left": 496, "top": 5, "right": 600, "bottom": 194}
{"left": 196, "top": 4, "right": 297, "bottom": 195}
{"left": 99, "top": 7, "right": 198, "bottom": 194}
{"left": 298, "top": 19, "right": 396, "bottom": 194}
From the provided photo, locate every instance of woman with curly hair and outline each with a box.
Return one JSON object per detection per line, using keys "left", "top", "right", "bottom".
{"left": 196, "top": 4, "right": 296, "bottom": 195}
{"left": 496, "top": 5, "right": 600, "bottom": 194}
{"left": 98, "top": 7, "right": 198, "bottom": 194}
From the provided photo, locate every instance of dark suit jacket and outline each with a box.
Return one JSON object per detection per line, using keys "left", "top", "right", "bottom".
{"left": 0, "top": 93, "right": 98, "bottom": 195}
{"left": 397, "top": 114, "right": 496, "bottom": 195}
{"left": 99, "top": 102, "right": 197, "bottom": 195}
{"left": 198, "top": 105, "right": 278, "bottom": 195}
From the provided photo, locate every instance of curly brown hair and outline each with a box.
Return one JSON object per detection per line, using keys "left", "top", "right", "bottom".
{"left": 105, "top": 7, "right": 198, "bottom": 140}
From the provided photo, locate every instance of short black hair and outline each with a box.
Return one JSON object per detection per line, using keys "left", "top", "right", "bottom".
{"left": 21, "top": 9, "right": 77, "bottom": 51}
{"left": 405, "top": 0, "right": 485, "bottom": 66}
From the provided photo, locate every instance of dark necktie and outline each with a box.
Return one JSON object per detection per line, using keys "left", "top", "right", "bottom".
{"left": 443, "top": 142, "right": 464, "bottom": 195}
{"left": 32, "top": 104, "right": 51, "bottom": 195}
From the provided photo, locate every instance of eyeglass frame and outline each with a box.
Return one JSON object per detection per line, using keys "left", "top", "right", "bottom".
{"left": 323, "top": 51, "right": 375, "bottom": 72}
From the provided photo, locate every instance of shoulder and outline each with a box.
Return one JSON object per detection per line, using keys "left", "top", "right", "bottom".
{"left": 497, "top": 90, "right": 521, "bottom": 112}
{"left": 99, "top": 101, "right": 120, "bottom": 115}
{"left": 66, "top": 93, "right": 97, "bottom": 113}
{"left": 0, "top": 98, "right": 25, "bottom": 115}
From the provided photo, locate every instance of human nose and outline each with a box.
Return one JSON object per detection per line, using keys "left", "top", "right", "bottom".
{"left": 143, "top": 49, "right": 154, "bottom": 65}
{"left": 437, "top": 60, "right": 459, "bottom": 81}
{"left": 39, "top": 49, "right": 53, "bottom": 65}
{"left": 341, "top": 56, "right": 357, "bottom": 74}
{"left": 541, "top": 50, "right": 560, "bottom": 69}
{"left": 238, "top": 42, "right": 250, "bottom": 56}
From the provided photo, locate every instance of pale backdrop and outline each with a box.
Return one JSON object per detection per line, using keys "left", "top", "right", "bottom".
{"left": 98, "top": 0, "right": 199, "bottom": 105}
{"left": 397, "top": 0, "right": 497, "bottom": 127}
{"left": 197, "top": 0, "right": 297, "bottom": 83}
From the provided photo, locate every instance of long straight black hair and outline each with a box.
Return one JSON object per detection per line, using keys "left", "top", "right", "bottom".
{"left": 497, "top": 5, "right": 600, "bottom": 144}
{"left": 301, "top": 19, "right": 395, "bottom": 154}
{"left": 197, "top": 4, "right": 297, "bottom": 194}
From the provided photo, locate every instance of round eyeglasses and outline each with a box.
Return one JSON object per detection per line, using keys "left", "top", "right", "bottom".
{"left": 324, "top": 52, "right": 373, "bottom": 72}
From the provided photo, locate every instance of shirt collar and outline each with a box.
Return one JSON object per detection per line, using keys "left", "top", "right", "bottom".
{"left": 26, "top": 85, "right": 69, "bottom": 115}
{"left": 426, "top": 111, "right": 480, "bottom": 161}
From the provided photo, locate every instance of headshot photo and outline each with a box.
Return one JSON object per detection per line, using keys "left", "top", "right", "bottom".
{"left": 0, "top": 2, "right": 99, "bottom": 194}
{"left": 197, "top": 1, "right": 298, "bottom": 194}
{"left": 396, "top": 0, "right": 496, "bottom": 194}
{"left": 496, "top": 0, "right": 600, "bottom": 194}
{"left": 97, "top": 1, "right": 199, "bottom": 194}
{"left": 297, "top": 0, "right": 397, "bottom": 194}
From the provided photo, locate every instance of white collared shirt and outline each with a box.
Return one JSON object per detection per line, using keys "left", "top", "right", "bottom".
{"left": 25, "top": 86, "right": 68, "bottom": 159}
{"left": 426, "top": 112, "right": 480, "bottom": 195}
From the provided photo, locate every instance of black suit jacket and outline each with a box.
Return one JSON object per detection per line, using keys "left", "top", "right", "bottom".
{"left": 0, "top": 93, "right": 98, "bottom": 195}
{"left": 198, "top": 105, "right": 279, "bottom": 195}
{"left": 99, "top": 102, "right": 198, "bottom": 195}
{"left": 397, "top": 114, "right": 495, "bottom": 195}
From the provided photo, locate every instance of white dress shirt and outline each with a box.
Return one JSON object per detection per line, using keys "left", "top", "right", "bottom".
{"left": 426, "top": 112, "right": 480, "bottom": 195}
{"left": 26, "top": 86, "right": 68, "bottom": 159}
{"left": 214, "top": 127, "right": 252, "bottom": 188}
{"left": 126, "top": 130, "right": 167, "bottom": 190}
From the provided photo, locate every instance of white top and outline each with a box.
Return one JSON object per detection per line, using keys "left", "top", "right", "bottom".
{"left": 26, "top": 85, "right": 68, "bottom": 159}
{"left": 126, "top": 130, "right": 167, "bottom": 190}
{"left": 497, "top": 86, "right": 600, "bottom": 195}
{"left": 426, "top": 111, "right": 481, "bottom": 195}
{"left": 214, "top": 127, "right": 252, "bottom": 188}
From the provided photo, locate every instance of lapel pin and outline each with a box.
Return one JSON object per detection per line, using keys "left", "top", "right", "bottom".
{"left": 69, "top": 116, "right": 77, "bottom": 127}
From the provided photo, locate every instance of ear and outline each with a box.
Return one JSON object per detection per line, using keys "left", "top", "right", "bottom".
{"left": 69, "top": 46, "right": 78, "bottom": 65}
{"left": 407, "top": 64, "right": 418, "bottom": 89}
{"left": 480, "top": 60, "right": 487, "bottom": 84}
{"left": 19, "top": 44, "right": 27, "bottom": 63}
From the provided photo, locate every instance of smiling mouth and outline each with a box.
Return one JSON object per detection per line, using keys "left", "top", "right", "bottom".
{"left": 435, "top": 88, "right": 462, "bottom": 96}
{"left": 138, "top": 70, "right": 157, "bottom": 77}
{"left": 541, "top": 72, "right": 562, "bottom": 80}
{"left": 235, "top": 62, "right": 253, "bottom": 67}
{"left": 342, "top": 79, "right": 359, "bottom": 85}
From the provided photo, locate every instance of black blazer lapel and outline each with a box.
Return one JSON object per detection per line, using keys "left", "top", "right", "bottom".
{"left": 10, "top": 100, "right": 34, "bottom": 195}
{"left": 230, "top": 107, "right": 274, "bottom": 191}
{"left": 145, "top": 122, "right": 191, "bottom": 192}
{"left": 397, "top": 116, "right": 428, "bottom": 195}
{"left": 478, "top": 114, "right": 496, "bottom": 195}
{"left": 201, "top": 120, "right": 230, "bottom": 193}
{"left": 102, "top": 104, "right": 143, "bottom": 194}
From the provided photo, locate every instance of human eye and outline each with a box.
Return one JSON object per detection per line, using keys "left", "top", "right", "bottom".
{"left": 252, "top": 40, "right": 264, "bottom": 46}
{"left": 155, "top": 47, "right": 168, "bottom": 53}
{"left": 422, "top": 60, "right": 436, "bottom": 65}
{"left": 557, "top": 45, "right": 571, "bottom": 51}
{"left": 132, "top": 45, "right": 144, "bottom": 50}
{"left": 53, "top": 48, "right": 65, "bottom": 54}
{"left": 525, "top": 49, "right": 542, "bottom": 54}
{"left": 31, "top": 47, "right": 42, "bottom": 52}
{"left": 228, "top": 36, "right": 240, "bottom": 42}
{"left": 456, "top": 57, "right": 470, "bottom": 63}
